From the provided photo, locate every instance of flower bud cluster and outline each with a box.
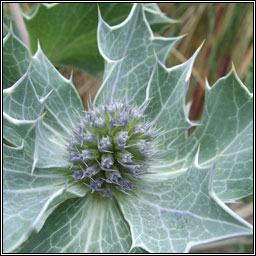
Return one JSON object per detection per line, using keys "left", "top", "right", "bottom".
{"left": 67, "top": 101, "right": 157, "bottom": 197}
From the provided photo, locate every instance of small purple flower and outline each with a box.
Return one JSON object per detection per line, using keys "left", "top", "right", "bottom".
{"left": 117, "top": 150, "right": 133, "bottom": 163}
{"left": 81, "top": 149, "right": 95, "bottom": 161}
{"left": 116, "top": 131, "right": 129, "bottom": 148}
{"left": 94, "top": 117, "right": 106, "bottom": 129}
{"left": 98, "top": 136, "right": 113, "bottom": 152}
{"left": 86, "top": 110, "right": 97, "bottom": 122}
{"left": 86, "top": 164, "right": 101, "bottom": 177}
{"left": 83, "top": 130, "right": 96, "bottom": 144}
{"left": 89, "top": 177, "right": 104, "bottom": 192}
{"left": 105, "top": 170, "right": 122, "bottom": 183}
{"left": 117, "top": 110, "right": 129, "bottom": 128}
{"left": 101, "top": 154, "right": 114, "bottom": 168}
{"left": 72, "top": 170, "right": 85, "bottom": 182}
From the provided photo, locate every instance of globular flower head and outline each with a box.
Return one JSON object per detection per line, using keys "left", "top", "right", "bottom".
{"left": 67, "top": 101, "right": 157, "bottom": 197}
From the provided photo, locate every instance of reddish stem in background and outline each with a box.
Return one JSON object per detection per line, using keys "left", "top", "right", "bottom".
{"left": 220, "top": 55, "right": 231, "bottom": 77}
{"left": 188, "top": 5, "right": 224, "bottom": 136}
{"left": 214, "top": 6, "right": 224, "bottom": 35}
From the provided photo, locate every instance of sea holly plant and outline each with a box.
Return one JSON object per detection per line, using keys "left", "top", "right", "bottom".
{"left": 3, "top": 3, "right": 253, "bottom": 253}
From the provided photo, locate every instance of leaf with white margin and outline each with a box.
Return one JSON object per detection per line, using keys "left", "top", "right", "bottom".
{"left": 3, "top": 112, "right": 37, "bottom": 151}
{"left": 191, "top": 69, "right": 253, "bottom": 202}
{"left": 144, "top": 44, "right": 203, "bottom": 162}
{"left": 3, "top": 36, "right": 84, "bottom": 168}
{"left": 144, "top": 3, "right": 178, "bottom": 31}
{"left": 3, "top": 144, "right": 89, "bottom": 253}
{"left": 3, "top": 31, "right": 90, "bottom": 252}
{"left": 30, "top": 44, "right": 84, "bottom": 136}
{"left": 116, "top": 152, "right": 252, "bottom": 253}
{"left": 142, "top": 44, "right": 252, "bottom": 202}
{"left": 3, "top": 69, "right": 66, "bottom": 169}
{"left": 3, "top": 72, "right": 45, "bottom": 120}
{"left": 3, "top": 28, "right": 30, "bottom": 89}
{"left": 17, "top": 194, "right": 131, "bottom": 253}
{"left": 4, "top": 112, "right": 69, "bottom": 171}
{"left": 94, "top": 3, "right": 181, "bottom": 107}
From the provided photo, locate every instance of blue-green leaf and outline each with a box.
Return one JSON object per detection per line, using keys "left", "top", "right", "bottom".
{"left": 3, "top": 29, "right": 89, "bottom": 252}
{"left": 117, "top": 156, "right": 252, "bottom": 253}
{"left": 17, "top": 195, "right": 131, "bottom": 253}
{"left": 143, "top": 47, "right": 252, "bottom": 203}
{"left": 3, "top": 32, "right": 84, "bottom": 169}
{"left": 94, "top": 4, "right": 180, "bottom": 106}
{"left": 3, "top": 144, "right": 88, "bottom": 252}
{"left": 3, "top": 28, "right": 30, "bottom": 89}
{"left": 193, "top": 70, "right": 253, "bottom": 202}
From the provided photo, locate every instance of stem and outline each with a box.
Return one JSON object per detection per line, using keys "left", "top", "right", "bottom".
{"left": 8, "top": 3, "right": 29, "bottom": 47}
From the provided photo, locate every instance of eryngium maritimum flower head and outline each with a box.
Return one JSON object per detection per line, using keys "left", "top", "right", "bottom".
{"left": 67, "top": 101, "right": 158, "bottom": 197}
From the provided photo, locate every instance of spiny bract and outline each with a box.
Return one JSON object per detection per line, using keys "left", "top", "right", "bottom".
{"left": 67, "top": 101, "right": 158, "bottom": 197}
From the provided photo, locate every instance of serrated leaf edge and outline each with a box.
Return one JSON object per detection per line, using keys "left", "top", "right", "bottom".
{"left": 3, "top": 21, "right": 30, "bottom": 50}
{"left": 205, "top": 64, "right": 253, "bottom": 99}
{"left": 95, "top": 3, "right": 181, "bottom": 105}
